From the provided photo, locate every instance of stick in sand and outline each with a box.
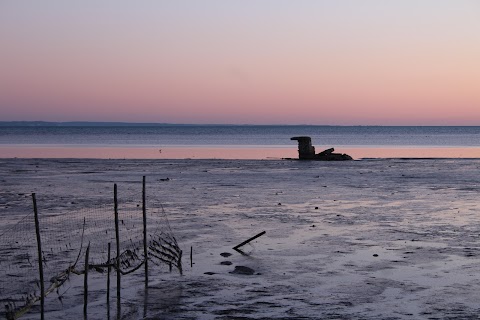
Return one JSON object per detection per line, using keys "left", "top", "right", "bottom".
{"left": 190, "top": 246, "right": 193, "bottom": 268}
{"left": 83, "top": 243, "right": 90, "bottom": 319}
{"left": 233, "top": 231, "right": 266, "bottom": 250}
{"left": 32, "top": 193, "right": 45, "bottom": 320}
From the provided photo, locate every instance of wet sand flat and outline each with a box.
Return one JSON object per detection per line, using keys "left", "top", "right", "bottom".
{"left": 1, "top": 158, "right": 480, "bottom": 319}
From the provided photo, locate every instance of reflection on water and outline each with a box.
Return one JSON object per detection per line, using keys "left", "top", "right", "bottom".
{"left": 1, "top": 145, "right": 480, "bottom": 160}
{"left": 346, "top": 147, "right": 480, "bottom": 159}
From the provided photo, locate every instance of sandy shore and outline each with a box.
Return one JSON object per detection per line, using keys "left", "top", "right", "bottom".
{"left": 2, "top": 158, "right": 480, "bottom": 319}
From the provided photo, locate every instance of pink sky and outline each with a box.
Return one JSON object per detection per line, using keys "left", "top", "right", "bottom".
{"left": 1, "top": 1, "right": 479, "bottom": 125}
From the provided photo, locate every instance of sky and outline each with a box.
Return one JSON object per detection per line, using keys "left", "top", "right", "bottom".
{"left": 1, "top": 1, "right": 479, "bottom": 125}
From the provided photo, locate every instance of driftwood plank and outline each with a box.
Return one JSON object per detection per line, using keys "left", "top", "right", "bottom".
{"left": 233, "top": 231, "right": 266, "bottom": 250}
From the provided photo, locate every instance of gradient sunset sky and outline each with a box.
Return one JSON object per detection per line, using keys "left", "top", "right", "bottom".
{"left": 1, "top": 1, "right": 479, "bottom": 125}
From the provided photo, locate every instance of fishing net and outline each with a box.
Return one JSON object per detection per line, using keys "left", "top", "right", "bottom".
{"left": 0, "top": 183, "right": 182, "bottom": 319}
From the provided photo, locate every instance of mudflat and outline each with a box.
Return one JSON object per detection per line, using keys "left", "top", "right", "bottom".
{"left": 1, "top": 158, "right": 480, "bottom": 319}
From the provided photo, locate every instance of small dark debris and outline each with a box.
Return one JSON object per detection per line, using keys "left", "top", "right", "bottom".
{"left": 315, "top": 207, "right": 319, "bottom": 210}
{"left": 220, "top": 252, "right": 232, "bottom": 257}
{"left": 204, "top": 272, "right": 216, "bottom": 275}
{"left": 373, "top": 254, "right": 379, "bottom": 257}
{"left": 230, "top": 266, "right": 255, "bottom": 275}
{"left": 220, "top": 261, "right": 232, "bottom": 266}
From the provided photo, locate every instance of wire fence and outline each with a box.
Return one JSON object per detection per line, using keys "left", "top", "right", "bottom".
{"left": 0, "top": 177, "right": 182, "bottom": 319}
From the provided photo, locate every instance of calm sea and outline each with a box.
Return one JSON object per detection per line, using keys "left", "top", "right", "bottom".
{"left": 1, "top": 125, "right": 480, "bottom": 159}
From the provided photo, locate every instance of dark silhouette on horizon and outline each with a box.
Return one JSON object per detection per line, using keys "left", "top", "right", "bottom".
{"left": 291, "top": 136, "right": 352, "bottom": 161}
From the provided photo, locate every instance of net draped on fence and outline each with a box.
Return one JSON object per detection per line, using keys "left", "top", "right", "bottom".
{"left": 0, "top": 183, "right": 182, "bottom": 319}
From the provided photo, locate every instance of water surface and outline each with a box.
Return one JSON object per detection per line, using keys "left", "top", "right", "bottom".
{"left": 1, "top": 125, "right": 480, "bottom": 159}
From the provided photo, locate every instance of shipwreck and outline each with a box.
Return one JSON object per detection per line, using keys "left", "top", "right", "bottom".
{"left": 290, "top": 136, "right": 353, "bottom": 161}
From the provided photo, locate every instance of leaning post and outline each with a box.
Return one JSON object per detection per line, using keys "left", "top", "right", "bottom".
{"left": 32, "top": 193, "right": 45, "bottom": 320}
{"left": 83, "top": 243, "right": 90, "bottom": 319}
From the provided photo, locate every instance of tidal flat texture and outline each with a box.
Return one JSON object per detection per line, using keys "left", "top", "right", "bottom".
{"left": 1, "top": 158, "right": 480, "bottom": 319}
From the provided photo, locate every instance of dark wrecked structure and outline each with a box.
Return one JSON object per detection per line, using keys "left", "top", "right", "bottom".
{"left": 290, "top": 136, "right": 353, "bottom": 161}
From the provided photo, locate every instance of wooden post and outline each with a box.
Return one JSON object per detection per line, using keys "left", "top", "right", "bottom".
{"left": 142, "top": 176, "right": 149, "bottom": 318}
{"left": 114, "top": 184, "right": 121, "bottom": 317}
{"left": 142, "top": 176, "right": 148, "bottom": 286}
{"left": 143, "top": 285, "right": 148, "bottom": 319}
{"left": 233, "top": 231, "right": 266, "bottom": 250}
{"left": 83, "top": 243, "right": 90, "bottom": 319}
{"left": 32, "top": 193, "right": 45, "bottom": 320}
{"left": 179, "top": 250, "right": 183, "bottom": 275}
{"left": 107, "top": 242, "right": 111, "bottom": 317}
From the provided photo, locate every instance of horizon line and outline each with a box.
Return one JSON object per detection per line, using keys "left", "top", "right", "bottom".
{"left": 1, "top": 121, "right": 480, "bottom": 127}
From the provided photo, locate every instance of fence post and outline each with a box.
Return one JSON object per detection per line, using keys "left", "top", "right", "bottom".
{"left": 114, "top": 184, "right": 121, "bottom": 317}
{"left": 32, "top": 193, "right": 45, "bottom": 320}
{"left": 142, "top": 176, "right": 148, "bottom": 286}
{"left": 83, "top": 243, "right": 90, "bottom": 319}
{"left": 107, "top": 242, "right": 111, "bottom": 318}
